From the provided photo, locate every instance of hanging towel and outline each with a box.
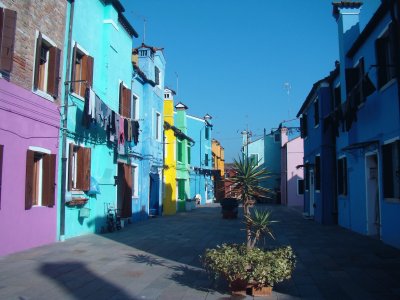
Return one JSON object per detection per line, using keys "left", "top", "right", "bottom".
{"left": 88, "top": 88, "right": 96, "bottom": 119}
{"left": 119, "top": 116, "right": 125, "bottom": 145}
{"left": 133, "top": 120, "right": 140, "bottom": 144}
{"left": 124, "top": 118, "right": 129, "bottom": 141}
{"left": 82, "top": 87, "right": 91, "bottom": 128}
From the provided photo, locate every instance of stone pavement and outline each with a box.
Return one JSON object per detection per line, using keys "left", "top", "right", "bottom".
{"left": 1, "top": 204, "right": 400, "bottom": 300}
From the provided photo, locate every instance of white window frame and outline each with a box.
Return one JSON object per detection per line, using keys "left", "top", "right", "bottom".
{"left": 132, "top": 92, "right": 140, "bottom": 120}
{"left": 71, "top": 42, "right": 90, "bottom": 101}
{"left": 155, "top": 111, "right": 161, "bottom": 141}
{"left": 28, "top": 146, "right": 52, "bottom": 207}
{"left": 132, "top": 163, "right": 139, "bottom": 198}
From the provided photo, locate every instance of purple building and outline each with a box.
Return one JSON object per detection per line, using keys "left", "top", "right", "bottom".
{"left": 281, "top": 133, "right": 304, "bottom": 208}
{"left": 0, "top": 0, "right": 66, "bottom": 256}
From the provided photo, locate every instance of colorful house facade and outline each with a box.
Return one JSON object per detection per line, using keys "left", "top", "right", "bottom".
{"left": 0, "top": 0, "right": 65, "bottom": 256}
{"left": 280, "top": 133, "right": 304, "bottom": 208}
{"left": 332, "top": 1, "right": 400, "bottom": 247}
{"left": 59, "top": 0, "right": 138, "bottom": 239}
{"left": 187, "top": 113, "right": 214, "bottom": 204}
{"left": 131, "top": 43, "right": 166, "bottom": 217}
{"left": 212, "top": 138, "right": 225, "bottom": 201}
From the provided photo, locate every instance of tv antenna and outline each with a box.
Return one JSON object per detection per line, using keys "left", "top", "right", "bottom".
{"left": 283, "top": 82, "right": 291, "bottom": 119}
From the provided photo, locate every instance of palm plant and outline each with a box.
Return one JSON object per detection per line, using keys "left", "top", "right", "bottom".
{"left": 244, "top": 208, "right": 277, "bottom": 248}
{"left": 229, "top": 156, "right": 272, "bottom": 248}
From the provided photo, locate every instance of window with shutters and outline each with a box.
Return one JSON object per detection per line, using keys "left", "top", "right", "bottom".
{"left": 155, "top": 112, "right": 161, "bottom": 140}
{"left": 33, "top": 32, "right": 61, "bottom": 99}
{"left": 119, "top": 82, "right": 131, "bottom": 118}
{"left": 376, "top": 25, "right": 396, "bottom": 89}
{"left": 155, "top": 66, "right": 160, "bottom": 86}
{"left": 177, "top": 140, "right": 183, "bottom": 163}
{"left": 70, "top": 44, "right": 93, "bottom": 98}
{"left": 315, "top": 155, "right": 321, "bottom": 191}
{"left": 297, "top": 179, "right": 304, "bottom": 195}
{"left": 249, "top": 153, "right": 259, "bottom": 166}
{"left": 314, "top": 98, "right": 319, "bottom": 127}
{"left": 0, "top": 8, "right": 17, "bottom": 74}
{"left": 300, "top": 114, "right": 308, "bottom": 138}
{"left": 68, "top": 143, "right": 91, "bottom": 191}
{"left": 337, "top": 157, "right": 348, "bottom": 196}
{"left": 24, "top": 149, "right": 56, "bottom": 210}
{"left": 382, "top": 141, "right": 400, "bottom": 200}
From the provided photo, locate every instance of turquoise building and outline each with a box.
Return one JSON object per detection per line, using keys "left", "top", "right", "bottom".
{"left": 187, "top": 114, "right": 214, "bottom": 205}
{"left": 59, "top": 0, "right": 138, "bottom": 239}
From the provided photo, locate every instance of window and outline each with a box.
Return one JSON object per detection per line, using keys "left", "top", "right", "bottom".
{"left": 345, "top": 58, "right": 372, "bottom": 106}
{"left": 25, "top": 149, "right": 56, "bottom": 210}
{"left": 155, "top": 112, "right": 161, "bottom": 140}
{"left": 305, "top": 166, "right": 309, "bottom": 191}
{"left": 132, "top": 93, "right": 139, "bottom": 120}
{"left": 376, "top": 25, "right": 396, "bottom": 89}
{"left": 0, "top": 8, "right": 17, "bottom": 73}
{"left": 297, "top": 179, "right": 304, "bottom": 195}
{"left": 274, "top": 133, "right": 280, "bottom": 143}
{"left": 177, "top": 140, "right": 183, "bottom": 163}
{"left": 382, "top": 141, "right": 400, "bottom": 199}
{"left": 155, "top": 66, "right": 160, "bottom": 86}
{"left": 119, "top": 82, "right": 131, "bottom": 118}
{"left": 300, "top": 114, "right": 308, "bottom": 138}
{"left": 315, "top": 156, "right": 321, "bottom": 191}
{"left": 205, "top": 127, "right": 210, "bottom": 140}
{"left": 0, "top": 145, "right": 3, "bottom": 208}
{"left": 139, "top": 49, "right": 147, "bottom": 57}
{"left": 33, "top": 32, "right": 61, "bottom": 98}
{"left": 314, "top": 98, "right": 319, "bottom": 127}
{"left": 205, "top": 153, "right": 209, "bottom": 167}
{"left": 68, "top": 143, "right": 91, "bottom": 191}
{"left": 132, "top": 164, "right": 139, "bottom": 198}
{"left": 333, "top": 84, "right": 341, "bottom": 109}
{"left": 249, "top": 154, "right": 258, "bottom": 166}
{"left": 187, "top": 145, "right": 191, "bottom": 164}
{"left": 70, "top": 43, "right": 94, "bottom": 97}
{"left": 337, "top": 157, "right": 348, "bottom": 196}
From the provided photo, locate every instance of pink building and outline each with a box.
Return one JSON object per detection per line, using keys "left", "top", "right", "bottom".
{"left": 281, "top": 135, "right": 304, "bottom": 208}
{"left": 0, "top": 1, "right": 65, "bottom": 256}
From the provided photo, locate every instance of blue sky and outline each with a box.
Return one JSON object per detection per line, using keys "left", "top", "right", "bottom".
{"left": 121, "top": 0, "right": 380, "bottom": 162}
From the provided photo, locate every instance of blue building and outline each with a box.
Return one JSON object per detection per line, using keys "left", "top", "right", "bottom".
{"left": 187, "top": 114, "right": 214, "bottom": 204}
{"left": 330, "top": 1, "right": 400, "bottom": 248}
{"left": 297, "top": 65, "right": 340, "bottom": 225}
{"left": 132, "top": 43, "right": 166, "bottom": 217}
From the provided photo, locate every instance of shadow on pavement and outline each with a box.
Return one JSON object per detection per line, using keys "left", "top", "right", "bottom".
{"left": 40, "top": 261, "right": 138, "bottom": 300}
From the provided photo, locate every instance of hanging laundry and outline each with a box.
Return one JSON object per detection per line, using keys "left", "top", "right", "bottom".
{"left": 88, "top": 88, "right": 96, "bottom": 119}
{"left": 82, "top": 87, "right": 91, "bottom": 128}
{"left": 124, "top": 118, "right": 129, "bottom": 141}
{"left": 132, "top": 120, "right": 140, "bottom": 145}
{"left": 119, "top": 115, "right": 125, "bottom": 145}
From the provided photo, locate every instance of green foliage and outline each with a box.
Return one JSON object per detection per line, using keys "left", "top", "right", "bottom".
{"left": 245, "top": 208, "right": 277, "bottom": 248}
{"left": 203, "top": 244, "right": 296, "bottom": 288}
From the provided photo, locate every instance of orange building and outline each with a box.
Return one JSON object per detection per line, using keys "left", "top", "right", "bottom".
{"left": 212, "top": 139, "right": 225, "bottom": 201}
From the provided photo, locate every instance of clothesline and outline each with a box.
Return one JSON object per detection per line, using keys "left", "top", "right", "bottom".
{"left": 81, "top": 87, "right": 140, "bottom": 146}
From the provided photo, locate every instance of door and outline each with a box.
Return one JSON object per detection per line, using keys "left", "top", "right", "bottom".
{"left": 117, "top": 163, "right": 132, "bottom": 218}
{"left": 309, "top": 169, "right": 315, "bottom": 216}
{"left": 149, "top": 173, "right": 160, "bottom": 216}
{"left": 366, "top": 154, "right": 380, "bottom": 237}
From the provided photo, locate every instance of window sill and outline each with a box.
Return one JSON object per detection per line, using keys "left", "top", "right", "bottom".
{"left": 33, "top": 89, "right": 55, "bottom": 102}
{"left": 379, "top": 78, "right": 396, "bottom": 93}
{"left": 71, "top": 92, "right": 85, "bottom": 102}
{"left": 32, "top": 205, "right": 46, "bottom": 208}
{"left": 384, "top": 198, "right": 400, "bottom": 204}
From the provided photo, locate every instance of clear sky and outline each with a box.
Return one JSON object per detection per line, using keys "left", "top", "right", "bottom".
{"left": 121, "top": 0, "right": 380, "bottom": 162}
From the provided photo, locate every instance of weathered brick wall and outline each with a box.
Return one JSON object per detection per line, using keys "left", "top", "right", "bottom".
{"left": 2, "top": 0, "right": 67, "bottom": 102}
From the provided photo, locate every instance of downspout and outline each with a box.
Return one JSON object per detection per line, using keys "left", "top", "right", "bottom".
{"left": 60, "top": 0, "right": 74, "bottom": 240}
{"left": 161, "top": 126, "right": 165, "bottom": 215}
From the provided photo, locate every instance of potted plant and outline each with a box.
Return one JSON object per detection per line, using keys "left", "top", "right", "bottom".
{"left": 203, "top": 244, "right": 296, "bottom": 296}
{"left": 203, "top": 157, "right": 296, "bottom": 296}
{"left": 220, "top": 197, "right": 239, "bottom": 219}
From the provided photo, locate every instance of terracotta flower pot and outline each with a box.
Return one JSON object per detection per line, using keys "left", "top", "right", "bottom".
{"left": 229, "top": 278, "right": 248, "bottom": 296}
{"left": 251, "top": 285, "right": 272, "bottom": 297}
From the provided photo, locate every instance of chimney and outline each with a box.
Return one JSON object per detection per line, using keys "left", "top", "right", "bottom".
{"left": 332, "top": 2, "right": 363, "bottom": 101}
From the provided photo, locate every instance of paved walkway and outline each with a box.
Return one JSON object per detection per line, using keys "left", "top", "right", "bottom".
{"left": 1, "top": 204, "right": 400, "bottom": 300}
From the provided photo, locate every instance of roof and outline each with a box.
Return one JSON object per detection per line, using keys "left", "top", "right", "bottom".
{"left": 332, "top": 2, "right": 363, "bottom": 20}
{"left": 164, "top": 121, "right": 195, "bottom": 144}
{"left": 133, "top": 64, "right": 156, "bottom": 87}
{"left": 164, "top": 87, "right": 177, "bottom": 95}
{"left": 133, "top": 43, "right": 164, "bottom": 54}
{"left": 175, "top": 102, "right": 188, "bottom": 110}
{"left": 103, "top": 0, "right": 138, "bottom": 38}
{"left": 296, "top": 63, "right": 340, "bottom": 117}
{"left": 347, "top": 2, "right": 389, "bottom": 57}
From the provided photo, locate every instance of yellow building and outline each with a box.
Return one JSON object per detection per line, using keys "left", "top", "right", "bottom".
{"left": 212, "top": 139, "right": 225, "bottom": 200}
{"left": 163, "top": 88, "right": 177, "bottom": 215}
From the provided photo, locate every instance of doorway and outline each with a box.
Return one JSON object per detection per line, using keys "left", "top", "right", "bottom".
{"left": 117, "top": 163, "right": 132, "bottom": 218}
{"left": 365, "top": 153, "right": 380, "bottom": 237}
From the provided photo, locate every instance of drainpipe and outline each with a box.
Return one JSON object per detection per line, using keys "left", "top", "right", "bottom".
{"left": 60, "top": 0, "right": 74, "bottom": 240}
{"left": 161, "top": 126, "right": 165, "bottom": 215}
